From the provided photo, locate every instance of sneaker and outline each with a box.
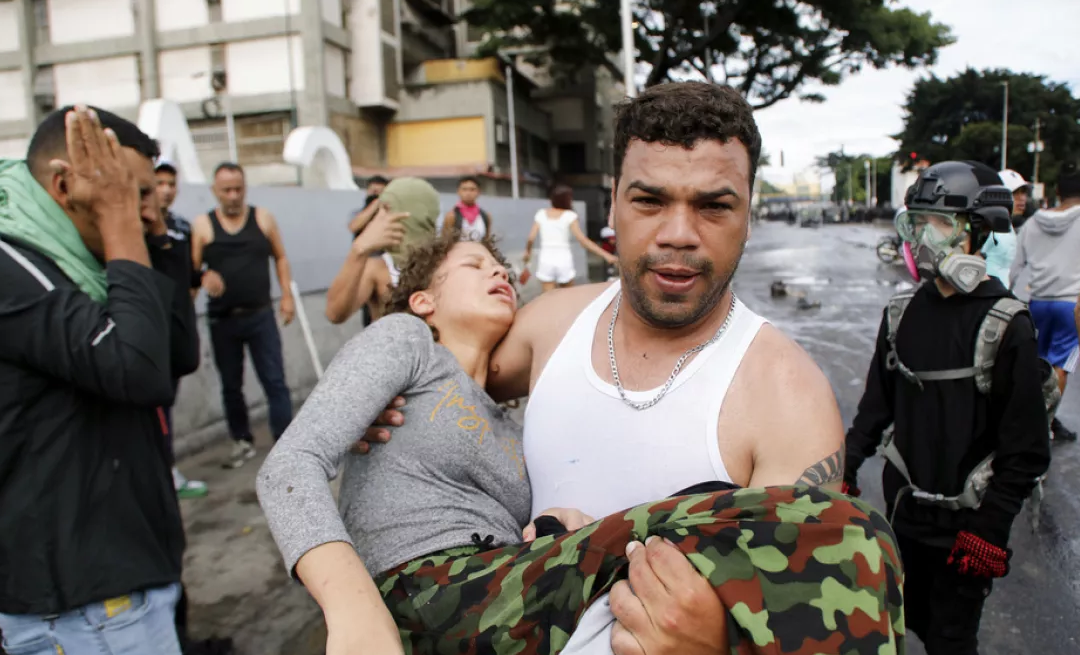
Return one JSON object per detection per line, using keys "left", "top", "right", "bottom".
{"left": 1051, "top": 418, "right": 1077, "bottom": 443}
{"left": 173, "top": 468, "right": 209, "bottom": 498}
{"left": 222, "top": 440, "right": 257, "bottom": 469}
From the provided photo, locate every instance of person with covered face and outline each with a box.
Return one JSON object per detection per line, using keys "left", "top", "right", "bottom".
{"left": 0, "top": 105, "right": 188, "bottom": 654}
{"left": 845, "top": 160, "right": 1051, "bottom": 655}
{"left": 325, "top": 177, "right": 442, "bottom": 325}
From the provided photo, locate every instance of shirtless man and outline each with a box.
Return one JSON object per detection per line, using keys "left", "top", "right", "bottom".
{"left": 325, "top": 177, "right": 441, "bottom": 325}
{"left": 364, "top": 82, "right": 847, "bottom": 654}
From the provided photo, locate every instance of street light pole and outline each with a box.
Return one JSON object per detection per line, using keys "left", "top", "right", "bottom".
{"left": 620, "top": 0, "right": 636, "bottom": 97}
{"left": 497, "top": 46, "right": 549, "bottom": 200}
{"left": 1032, "top": 117, "right": 1042, "bottom": 187}
{"left": 505, "top": 63, "right": 519, "bottom": 199}
{"left": 1001, "top": 81, "right": 1009, "bottom": 171}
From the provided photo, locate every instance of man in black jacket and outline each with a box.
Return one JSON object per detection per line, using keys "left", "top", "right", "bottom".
{"left": 845, "top": 161, "right": 1051, "bottom": 655}
{"left": 154, "top": 160, "right": 208, "bottom": 499}
{"left": 0, "top": 106, "right": 186, "bottom": 654}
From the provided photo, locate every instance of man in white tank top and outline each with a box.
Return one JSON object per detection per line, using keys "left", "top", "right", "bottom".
{"left": 365, "top": 83, "right": 848, "bottom": 654}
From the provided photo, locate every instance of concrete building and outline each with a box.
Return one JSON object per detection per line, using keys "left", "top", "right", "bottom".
{"left": 0, "top": 0, "right": 456, "bottom": 184}
{"left": 0, "top": 0, "right": 623, "bottom": 222}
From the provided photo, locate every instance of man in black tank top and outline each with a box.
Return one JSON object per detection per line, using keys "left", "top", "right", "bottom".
{"left": 191, "top": 163, "right": 295, "bottom": 469}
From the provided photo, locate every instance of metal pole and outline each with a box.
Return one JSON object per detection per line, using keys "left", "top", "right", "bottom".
{"left": 847, "top": 163, "right": 853, "bottom": 205}
{"left": 290, "top": 281, "right": 323, "bottom": 379}
{"left": 620, "top": 0, "right": 636, "bottom": 97}
{"left": 1001, "top": 81, "right": 1009, "bottom": 171}
{"left": 864, "top": 160, "right": 871, "bottom": 208}
{"left": 1032, "top": 117, "right": 1042, "bottom": 187}
{"left": 506, "top": 64, "right": 520, "bottom": 199}
{"left": 868, "top": 157, "right": 876, "bottom": 206}
{"left": 223, "top": 92, "right": 238, "bottom": 163}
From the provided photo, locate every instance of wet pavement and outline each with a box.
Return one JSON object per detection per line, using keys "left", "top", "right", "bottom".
{"left": 736, "top": 221, "right": 1080, "bottom": 655}
{"left": 179, "top": 221, "right": 1080, "bottom": 654}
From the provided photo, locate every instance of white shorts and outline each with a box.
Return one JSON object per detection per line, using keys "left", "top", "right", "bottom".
{"left": 535, "top": 250, "right": 575, "bottom": 284}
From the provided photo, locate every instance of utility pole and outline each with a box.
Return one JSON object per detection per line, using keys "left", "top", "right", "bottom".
{"left": 620, "top": 0, "right": 636, "bottom": 97}
{"left": 1000, "top": 81, "right": 1010, "bottom": 171}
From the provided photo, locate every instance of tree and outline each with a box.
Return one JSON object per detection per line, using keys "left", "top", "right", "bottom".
{"left": 462, "top": 0, "right": 952, "bottom": 109}
{"left": 816, "top": 151, "right": 891, "bottom": 206}
{"left": 759, "top": 179, "right": 784, "bottom": 195}
{"left": 894, "top": 68, "right": 1080, "bottom": 192}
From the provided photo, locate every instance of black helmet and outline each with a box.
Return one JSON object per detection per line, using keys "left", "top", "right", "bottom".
{"left": 904, "top": 161, "right": 1013, "bottom": 233}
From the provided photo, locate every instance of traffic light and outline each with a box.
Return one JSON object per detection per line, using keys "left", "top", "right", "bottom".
{"left": 909, "top": 151, "right": 918, "bottom": 160}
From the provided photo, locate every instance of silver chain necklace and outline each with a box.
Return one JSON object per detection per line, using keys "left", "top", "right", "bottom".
{"left": 608, "top": 291, "right": 738, "bottom": 411}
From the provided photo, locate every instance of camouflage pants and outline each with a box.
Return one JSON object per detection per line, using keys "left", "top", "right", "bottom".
{"left": 376, "top": 486, "right": 905, "bottom": 655}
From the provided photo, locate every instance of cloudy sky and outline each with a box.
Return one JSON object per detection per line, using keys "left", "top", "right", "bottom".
{"left": 754, "top": 0, "right": 1080, "bottom": 188}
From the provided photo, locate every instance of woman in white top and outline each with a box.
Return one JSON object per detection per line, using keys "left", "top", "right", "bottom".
{"left": 523, "top": 184, "right": 617, "bottom": 293}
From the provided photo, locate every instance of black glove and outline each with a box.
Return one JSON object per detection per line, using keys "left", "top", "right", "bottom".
{"left": 947, "top": 531, "right": 1011, "bottom": 578}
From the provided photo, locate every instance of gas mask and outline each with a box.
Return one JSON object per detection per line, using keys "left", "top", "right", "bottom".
{"left": 911, "top": 230, "right": 986, "bottom": 294}
{"left": 896, "top": 209, "right": 986, "bottom": 294}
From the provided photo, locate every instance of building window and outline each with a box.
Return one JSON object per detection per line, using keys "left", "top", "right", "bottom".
{"left": 530, "top": 134, "right": 550, "bottom": 168}
{"left": 381, "top": 0, "right": 396, "bottom": 34}
{"left": 382, "top": 42, "right": 400, "bottom": 99}
{"left": 558, "top": 142, "right": 587, "bottom": 175}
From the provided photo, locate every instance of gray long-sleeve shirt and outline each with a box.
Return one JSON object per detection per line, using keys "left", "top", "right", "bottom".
{"left": 256, "top": 313, "right": 531, "bottom": 577}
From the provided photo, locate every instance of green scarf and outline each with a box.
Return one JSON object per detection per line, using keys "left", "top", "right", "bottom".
{"left": 379, "top": 177, "right": 441, "bottom": 269}
{"left": 0, "top": 160, "right": 107, "bottom": 303}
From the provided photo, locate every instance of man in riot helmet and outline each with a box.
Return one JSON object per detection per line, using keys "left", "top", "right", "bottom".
{"left": 844, "top": 160, "right": 1051, "bottom": 654}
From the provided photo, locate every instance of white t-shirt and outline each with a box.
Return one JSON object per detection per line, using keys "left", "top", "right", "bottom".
{"left": 535, "top": 209, "right": 576, "bottom": 253}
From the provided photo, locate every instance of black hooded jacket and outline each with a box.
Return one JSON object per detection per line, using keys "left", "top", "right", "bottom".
{"left": 845, "top": 278, "right": 1051, "bottom": 549}
{"left": 148, "top": 214, "right": 200, "bottom": 379}
{"left": 0, "top": 237, "right": 187, "bottom": 615}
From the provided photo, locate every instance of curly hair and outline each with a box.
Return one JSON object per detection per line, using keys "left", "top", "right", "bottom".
{"left": 385, "top": 231, "right": 515, "bottom": 339}
{"left": 613, "top": 82, "right": 762, "bottom": 189}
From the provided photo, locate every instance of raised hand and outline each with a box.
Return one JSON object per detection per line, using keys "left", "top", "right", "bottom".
{"left": 353, "top": 207, "right": 410, "bottom": 256}
{"left": 49, "top": 106, "right": 139, "bottom": 233}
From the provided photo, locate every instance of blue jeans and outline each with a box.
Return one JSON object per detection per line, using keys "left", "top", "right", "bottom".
{"left": 209, "top": 308, "right": 293, "bottom": 441}
{"left": 0, "top": 583, "right": 182, "bottom": 655}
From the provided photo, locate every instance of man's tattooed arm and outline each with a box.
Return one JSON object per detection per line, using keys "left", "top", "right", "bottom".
{"left": 796, "top": 447, "right": 845, "bottom": 486}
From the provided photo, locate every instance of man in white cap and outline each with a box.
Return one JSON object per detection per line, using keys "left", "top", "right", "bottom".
{"left": 980, "top": 169, "right": 1028, "bottom": 286}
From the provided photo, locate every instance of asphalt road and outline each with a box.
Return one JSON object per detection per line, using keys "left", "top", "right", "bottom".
{"left": 737, "top": 221, "right": 1080, "bottom": 655}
